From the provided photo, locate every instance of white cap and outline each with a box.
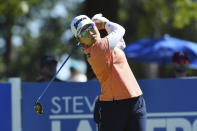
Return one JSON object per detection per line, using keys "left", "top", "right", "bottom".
{"left": 71, "top": 15, "right": 94, "bottom": 37}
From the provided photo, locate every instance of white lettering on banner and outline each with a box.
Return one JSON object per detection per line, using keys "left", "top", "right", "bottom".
{"left": 147, "top": 118, "right": 197, "bottom": 131}
{"left": 193, "top": 119, "right": 197, "bottom": 131}
{"left": 51, "top": 120, "right": 93, "bottom": 131}
{"left": 73, "top": 96, "right": 84, "bottom": 113}
{"left": 62, "top": 96, "right": 72, "bottom": 113}
{"left": 50, "top": 96, "right": 97, "bottom": 131}
{"left": 167, "top": 118, "right": 191, "bottom": 131}
{"left": 147, "top": 119, "right": 166, "bottom": 130}
{"left": 50, "top": 96, "right": 97, "bottom": 114}
{"left": 52, "top": 121, "right": 61, "bottom": 131}
{"left": 76, "top": 120, "right": 93, "bottom": 131}
{"left": 84, "top": 97, "right": 95, "bottom": 112}
{"left": 49, "top": 112, "right": 197, "bottom": 131}
{"left": 51, "top": 97, "right": 61, "bottom": 114}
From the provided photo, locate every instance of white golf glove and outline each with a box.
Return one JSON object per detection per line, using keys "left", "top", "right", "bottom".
{"left": 92, "top": 13, "right": 109, "bottom": 23}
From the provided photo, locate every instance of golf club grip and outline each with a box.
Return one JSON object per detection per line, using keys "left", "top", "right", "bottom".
{"left": 38, "top": 43, "right": 80, "bottom": 101}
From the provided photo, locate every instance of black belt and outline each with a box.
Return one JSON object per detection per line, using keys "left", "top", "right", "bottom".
{"left": 98, "top": 96, "right": 141, "bottom": 104}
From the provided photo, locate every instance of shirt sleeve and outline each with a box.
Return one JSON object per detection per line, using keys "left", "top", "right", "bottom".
{"left": 105, "top": 21, "right": 126, "bottom": 51}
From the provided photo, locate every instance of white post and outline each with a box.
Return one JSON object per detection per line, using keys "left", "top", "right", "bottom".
{"left": 51, "top": 120, "right": 61, "bottom": 131}
{"left": 8, "top": 77, "right": 22, "bottom": 131}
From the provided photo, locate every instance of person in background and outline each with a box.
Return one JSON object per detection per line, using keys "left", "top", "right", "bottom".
{"left": 172, "top": 51, "right": 189, "bottom": 78}
{"left": 37, "top": 55, "right": 62, "bottom": 82}
{"left": 69, "top": 65, "right": 87, "bottom": 82}
{"left": 70, "top": 14, "right": 147, "bottom": 131}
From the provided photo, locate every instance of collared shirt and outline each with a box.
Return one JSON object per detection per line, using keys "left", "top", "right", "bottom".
{"left": 83, "top": 38, "right": 142, "bottom": 101}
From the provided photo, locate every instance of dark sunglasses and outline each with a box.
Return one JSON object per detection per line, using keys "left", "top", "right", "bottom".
{"left": 175, "top": 59, "right": 189, "bottom": 64}
{"left": 79, "top": 24, "right": 94, "bottom": 37}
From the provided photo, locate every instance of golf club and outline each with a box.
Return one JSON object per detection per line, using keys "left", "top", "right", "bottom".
{"left": 34, "top": 43, "right": 80, "bottom": 115}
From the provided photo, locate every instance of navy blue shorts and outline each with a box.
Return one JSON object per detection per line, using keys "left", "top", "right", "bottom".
{"left": 94, "top": 95, "right": 147, "bottom": 131}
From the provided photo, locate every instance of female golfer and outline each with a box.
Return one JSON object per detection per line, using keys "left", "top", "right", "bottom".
{"left": 71, "top": 14, "right": 147, "bottom": 131}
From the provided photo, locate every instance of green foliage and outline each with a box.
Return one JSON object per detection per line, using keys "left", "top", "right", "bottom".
{"left": 173, "top": 0, "right": 197, "bottom": 28}
{"left": 141, "top": 0, "right": 197, "bottom": 32}
{"left": 0, "top": 0, "right": 38, "bottom": 16}
{"left": 0, "top": 0, "right": 84, "bottom": 81}
{"left": 118, "top": 0, "right": 197, "bottom": 78}
{"left": 1, "top": 0, "right": 197, "bottom": 81}
{"left": 118, "top": 0, "right": 197, "bottom": 40}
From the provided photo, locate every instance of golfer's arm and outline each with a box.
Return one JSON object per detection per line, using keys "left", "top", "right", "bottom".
{"left": 105, "top": 22, "right": 126, "bottom": 50}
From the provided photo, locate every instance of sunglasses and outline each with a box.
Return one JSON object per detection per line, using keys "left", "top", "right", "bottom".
{"left": 175, "top": 59, "right": 189, "bottom": 64}
{"left": 79, "top": 24, "right": 94, "bottom": 37}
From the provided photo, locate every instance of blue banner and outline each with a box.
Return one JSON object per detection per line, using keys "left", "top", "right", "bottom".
{"left": 22, "top": 79, "right": 197, "bottom": 131}
{"left": 0, "top": 83, "right": 11, "bottom": 131}
{"left": 22, "top": 81, "right": 100, "bottom": 131}
{"left": 139, "top": 78, "right": 197, "bottom": 131}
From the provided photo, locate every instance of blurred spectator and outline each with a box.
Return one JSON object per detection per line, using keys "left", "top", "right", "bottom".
{"left": 172, "top": 51, "right": 189, "bottom": 78}
{"left": 37, "top": 55, "right": 62, "bottom": 82}
{"left": 69, "top": 65, "right": 87, "bottom": 82}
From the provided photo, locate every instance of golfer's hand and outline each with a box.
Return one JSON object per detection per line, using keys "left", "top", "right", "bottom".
{"left": 92, "top": 14, "right": 109, "bottom": 30}
{"left": 93, "top": 19, "right": 106, "bottom": 30}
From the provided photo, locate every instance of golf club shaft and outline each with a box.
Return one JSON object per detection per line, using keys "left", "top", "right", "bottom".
{"left": 37, "top": 43, "right": 80, "bottom": 101}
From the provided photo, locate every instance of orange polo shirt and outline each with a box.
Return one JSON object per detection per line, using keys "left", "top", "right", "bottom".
{"left": 83, "top": 38, "right": 142, "bottom": 101}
